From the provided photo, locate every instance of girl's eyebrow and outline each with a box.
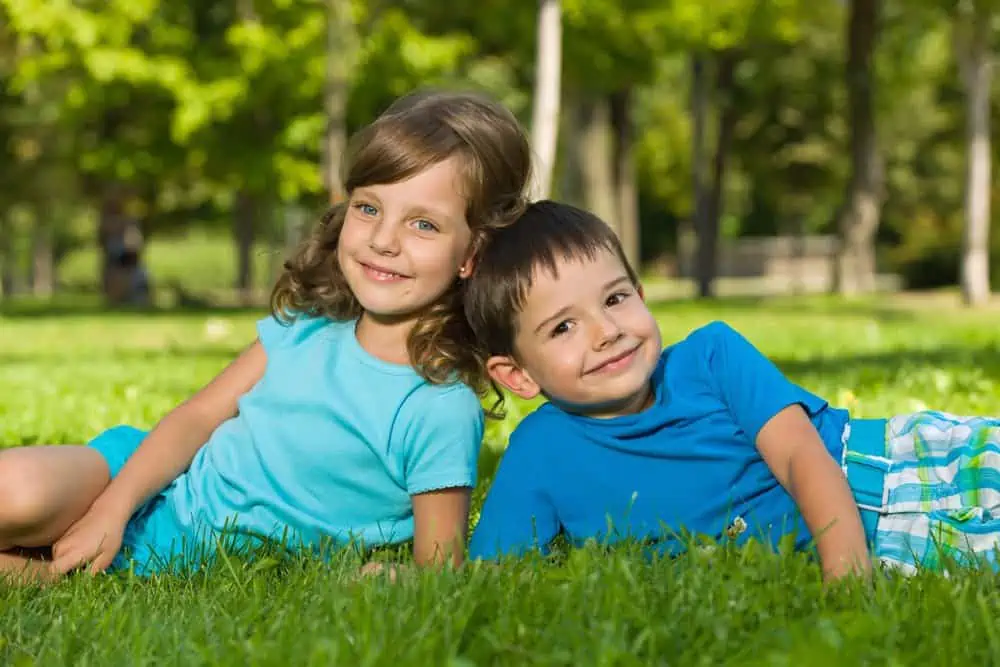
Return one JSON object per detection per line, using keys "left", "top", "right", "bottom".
{"left": 406, "top": 204, "right": 458, "bottom": 224}
{"left": 351, "top": 188, "right": 381, "bottom": 202}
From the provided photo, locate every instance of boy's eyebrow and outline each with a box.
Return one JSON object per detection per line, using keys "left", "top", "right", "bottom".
{"left": 534, "top": 306, "right": 573, "bottom": 334}
{"left": 603, "top": 276, "right": 632, "bottom": 292}
{"left": 532, "top": 275, "right": 634, "bottom": 334}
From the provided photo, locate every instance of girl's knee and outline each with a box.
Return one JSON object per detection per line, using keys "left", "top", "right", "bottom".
{"left": 0, "top": 449, "right": 53, "bottom": 532}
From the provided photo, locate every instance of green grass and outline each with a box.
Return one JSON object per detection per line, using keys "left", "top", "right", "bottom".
{"left": 3, "top": 294, "right": 1000, "bottom": 664}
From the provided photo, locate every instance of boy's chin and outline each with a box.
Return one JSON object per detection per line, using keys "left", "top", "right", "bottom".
{"left": 543, "top": 385, "right": 653, "bottom": 419}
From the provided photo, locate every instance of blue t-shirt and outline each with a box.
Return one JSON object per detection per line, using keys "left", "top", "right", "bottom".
{"left": 155, "top": 314, "right": 484, "bottom": 559}
{"left": 468, "top": 320, "right": 850, "bottom": 560}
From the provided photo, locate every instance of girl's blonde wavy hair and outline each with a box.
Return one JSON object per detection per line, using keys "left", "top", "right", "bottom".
{"left": 270, "top": 90, "right": 531, "bottom": 410}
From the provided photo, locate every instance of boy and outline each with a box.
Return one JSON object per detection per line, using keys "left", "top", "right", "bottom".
{"left": 464, "top": 200, "right": 1000, "bottom": 580}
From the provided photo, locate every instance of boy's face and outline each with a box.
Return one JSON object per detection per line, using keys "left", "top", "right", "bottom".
{"left": 487, "top": 248, "right": 662, "bottom": 418}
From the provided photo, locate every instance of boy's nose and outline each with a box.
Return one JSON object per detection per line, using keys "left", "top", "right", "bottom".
{"left": 592, "top": 314, "right": 624, "bottom": 349}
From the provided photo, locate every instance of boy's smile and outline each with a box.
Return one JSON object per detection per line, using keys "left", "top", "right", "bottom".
{"left": 496, "top": 248, "right": 662, "bottom": 418}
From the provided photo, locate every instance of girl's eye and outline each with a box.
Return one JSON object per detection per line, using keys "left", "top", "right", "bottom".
{"left": 551, "top": 320, "right": 573, "bottom": 337}
{"left": 413, "top": 219, "right": 439, "bottom": 233}
{"left": 606, "top": 291, "right": 630, "bottom": 307}
{"left": 355, "top": 203, "right": 378, "bottom": 217}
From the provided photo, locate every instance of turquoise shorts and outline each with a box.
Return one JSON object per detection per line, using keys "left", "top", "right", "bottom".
{"left": 845, "top": 412, "right": 1000, "bottom": 573}
{"left": 88, "top": 425, "right": 188, "bottom": 575}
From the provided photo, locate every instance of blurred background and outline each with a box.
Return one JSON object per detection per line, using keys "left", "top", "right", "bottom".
{"left": 0, "top": 0, "right": 997, "bottom": 310}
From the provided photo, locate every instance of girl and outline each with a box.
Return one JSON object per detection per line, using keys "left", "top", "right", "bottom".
{"left": 0, "top": 90, "right": 532, "bottom": 580}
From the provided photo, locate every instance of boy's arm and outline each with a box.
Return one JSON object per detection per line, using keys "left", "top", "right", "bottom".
{"left": 757, "top": 405, "right": 871, "bottom": 580}
{"left": 469, "top": 433, "right": 560, "bottom": 560}
{"left": 701, "top": 322, "right": 870, "bottom": 580}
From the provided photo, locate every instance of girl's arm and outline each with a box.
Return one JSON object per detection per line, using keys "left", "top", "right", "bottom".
{"left": 756, "top": 405, "right": 872, "bottom": 581}
{"left": 51, "top": 340, "right": 267, "bottom": 574}
{"left": 95, "top": 340, "right": 267, "bottom": 514}
{"left": 412, "top": 487, "right": 471, "bottom": 567}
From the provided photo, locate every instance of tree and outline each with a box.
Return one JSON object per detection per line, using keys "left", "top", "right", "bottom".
{"left": 326, "top": 0, "right": 357, "bottom": 203}
{"left": 663, "top": 0, "right": 822, "bottom": 297}
{"left": 833, "top": 0, "right": 882, "bottom": 295}
{"left": 530, "top": 0, "right": 562, "bottom": 200}
{"left": 955, "top": 0, "right": 996, "bottom": 305}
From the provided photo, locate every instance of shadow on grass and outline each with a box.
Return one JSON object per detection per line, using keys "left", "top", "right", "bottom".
{"left": 0, "top": 345, "right": 240, "bottom": 365}
{"left": 645, "top": 293, "right": 919, "bottom": 322}
{"left": 0, "top": 295, "right": 268, "bottom": 320}
{"left": 773, "top": 343, "right": 1000, "bottom": 378}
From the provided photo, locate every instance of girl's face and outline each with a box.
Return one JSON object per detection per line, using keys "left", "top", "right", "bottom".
{"left": 337, "top": 156, "right": 474, "bottom": 324}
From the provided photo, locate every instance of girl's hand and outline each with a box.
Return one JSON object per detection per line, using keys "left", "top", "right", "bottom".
{"left": 49, "top": 502, "right": 131, "bottom": 576}
{"left": 359, "top": 561, "right": 401, "bottom": 582}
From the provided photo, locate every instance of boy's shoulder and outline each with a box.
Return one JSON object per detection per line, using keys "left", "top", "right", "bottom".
{"left": 661, "top": 320, "right": 747, "bottom": 368}
{"left": 507, "top": 403, "right": 574, "bottom": 445}
{"left": 676, "top": 320, "right": 740, "bottom": 349}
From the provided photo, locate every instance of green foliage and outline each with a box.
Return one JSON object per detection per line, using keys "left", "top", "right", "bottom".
{"left": 0, "top": 0, "right": 998, "bottom": 294}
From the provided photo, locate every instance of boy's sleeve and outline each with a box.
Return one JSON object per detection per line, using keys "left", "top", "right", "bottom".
{"left": 399, "top": 386, "right": 485, "bottom": 495}
{"left": 701, "top": 321, "right": 829, "bottom": 442}
{"left": 469, "top": 430, "right": 560, "bottom": 560}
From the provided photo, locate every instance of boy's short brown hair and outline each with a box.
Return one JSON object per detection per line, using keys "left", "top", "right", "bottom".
{"left": 464, "top": 200, "right": 639, "bottom": 359}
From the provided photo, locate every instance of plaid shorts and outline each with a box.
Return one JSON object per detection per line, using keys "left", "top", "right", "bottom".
{"left": 844, "top": 411, "right": 1000, "bottom": 574}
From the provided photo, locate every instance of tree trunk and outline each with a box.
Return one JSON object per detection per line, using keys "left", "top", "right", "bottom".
{"left": 610, "top": 88, "right": 639, "bottom": 270}
{"left": 576, "top": 97, "right": 618, "bottom": 236}
{"left": 958, "top": 8, "right": 993, "bottom": 307}
{"left": 30, "top": 213, "right": 54, "bottom": 297}
{"left": 834, "top": 0, "right": 882, "bottom": 295}
{"left": 530, "top": 0, "right": 562, "bottom": 200}
{"left": 326, "top": 0, "right": 355, "bottom": 203}
{"left": 234, "top": 190, "right": 256, "bottom": 306}
{"left": 98, "top": 189, "right": 146, "bottom": 306}
{"left": 687, "top": 54, "right": 709, "bottom": 284}
{"left": 0, "top": 214, "right": 13, "bottom": 299}
{"left": 695, "top": 52, "right": 739, "bottom": 299}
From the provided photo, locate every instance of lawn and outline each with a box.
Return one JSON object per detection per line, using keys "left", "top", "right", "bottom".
{"left": 2, "top": 293, "right": 1000, "bottom": 665}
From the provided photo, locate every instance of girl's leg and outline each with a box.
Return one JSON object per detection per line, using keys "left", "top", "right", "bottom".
{"left": 0, "top": 445, "right": 110, "bottom": 549}
{"left": 0, "top": 548, "right": 56, "bottom": 583}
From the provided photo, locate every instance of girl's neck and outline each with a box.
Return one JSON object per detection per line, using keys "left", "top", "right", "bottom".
{"left": 354, "top": 312, "right": 415, "bottom": 366}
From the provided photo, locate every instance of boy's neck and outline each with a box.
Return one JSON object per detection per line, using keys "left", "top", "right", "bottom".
{"left": 355, "top": 312, "right": 416, "bottom": 366}
{"left": 553, "top": 382, "right": 655, "bottom": 420}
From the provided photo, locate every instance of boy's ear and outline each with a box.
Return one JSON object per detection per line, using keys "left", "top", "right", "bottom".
{"left": 486, "top": 355, "right": 541, "bottom": 400}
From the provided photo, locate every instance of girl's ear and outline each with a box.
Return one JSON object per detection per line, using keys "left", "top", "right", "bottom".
{"left": 458, "top": 232, "right": 485, "bottom": 279}
{"left": 638, "top": 283, "right": 645, "bottom": 301}
{"left": 485, "top": 355, "right": 541, "bottom": 400}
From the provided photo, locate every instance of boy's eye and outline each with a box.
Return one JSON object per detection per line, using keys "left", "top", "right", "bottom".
{"left": 412, "top": 219, "right": 439, "bottom": 233}
{"left": 606, "top": 290, "right": 631, "bottom": 307}
{"left": 355, "top": 203, "right": 378, "bottom": 217}
{"left": 550, "top": 320, "right": 573, "bottom": 337}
